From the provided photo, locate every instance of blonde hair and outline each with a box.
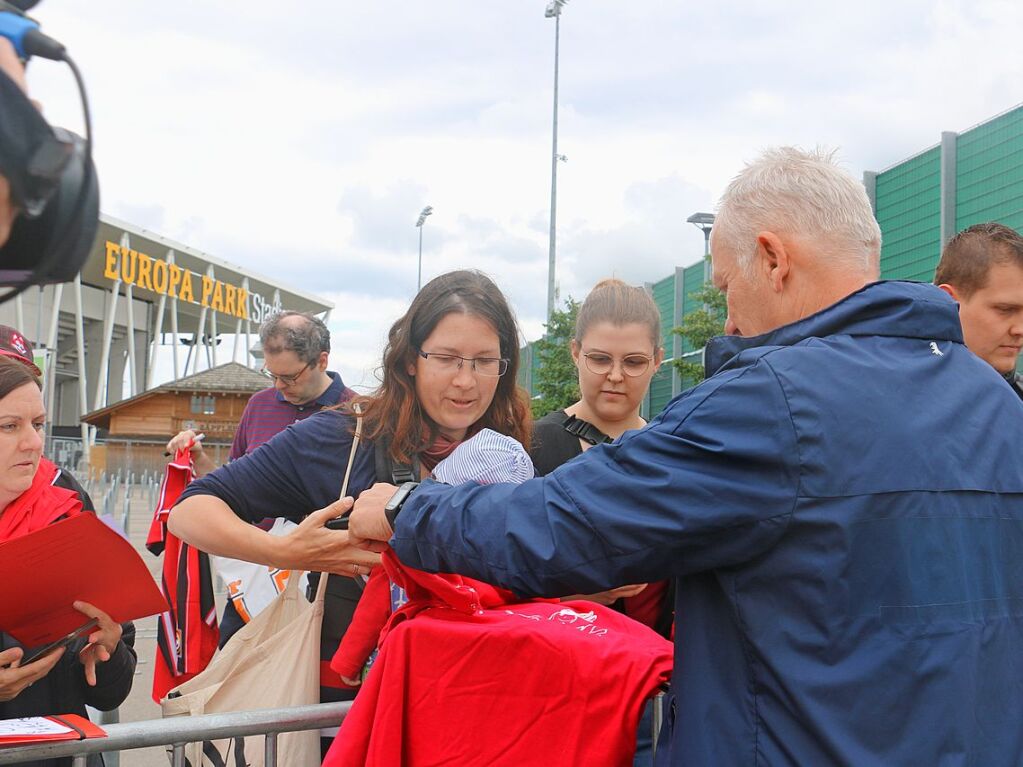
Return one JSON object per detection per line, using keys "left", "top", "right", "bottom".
{"left": 574, "top": 278, "right": 662, "bottom": 350}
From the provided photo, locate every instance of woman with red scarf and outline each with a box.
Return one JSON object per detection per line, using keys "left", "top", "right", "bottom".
{"left": 169, "top": 270, "right": 531, "bottom": 754}
{"left": 0, "top": 357, "right": 137, "bottom": 767}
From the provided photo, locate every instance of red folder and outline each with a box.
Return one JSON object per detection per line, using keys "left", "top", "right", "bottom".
{"left": 0, "top": 513, "right": 167, "bottom": 647}
{"left": 0, "top": 714, "right": 106, "bottom": 746}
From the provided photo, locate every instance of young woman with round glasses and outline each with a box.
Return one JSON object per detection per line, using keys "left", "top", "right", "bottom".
{"left": 168, "top": 271, "right": 531, "bottom": 748}
{"left": 530, "top": 278, "right": 669, "bottom": 766}
{"left": 531, "top": 278, "right": 664, "bottom": 477}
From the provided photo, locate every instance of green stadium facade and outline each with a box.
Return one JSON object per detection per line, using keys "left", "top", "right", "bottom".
{"left": 520, "top": 104, "right": 1023, "bottom": 416}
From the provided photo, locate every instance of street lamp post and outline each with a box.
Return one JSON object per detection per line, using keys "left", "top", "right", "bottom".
{"left": 545, "top": 0, "right": 568, "bottom": 326}
{"left": 416, "top": 205, "right": 433, "bottom": 292}
{"left": 686, "top": 211, "right": 715, "bottom": 281}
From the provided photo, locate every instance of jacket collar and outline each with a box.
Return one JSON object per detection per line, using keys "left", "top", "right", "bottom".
{"left": 705, "top": 281, "right": 963, "bottom": 377}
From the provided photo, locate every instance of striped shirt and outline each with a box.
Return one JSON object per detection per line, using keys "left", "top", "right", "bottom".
{"left": 432, "top": 428, "right": 535, "bottom": 486}
{"left": 229, "top": 371, "right": 353, "bottom": 460}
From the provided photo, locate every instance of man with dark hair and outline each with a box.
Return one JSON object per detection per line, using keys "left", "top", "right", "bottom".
{"left": 934, "top": 221, "right": 1023, "bottom": 398}
{"left": 166, "top": 310, "right": 354, "bottom": 646}
{"left": 168, "top": 311, "right": 351, "bottom": 473}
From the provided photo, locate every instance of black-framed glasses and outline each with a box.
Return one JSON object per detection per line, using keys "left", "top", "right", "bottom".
{"left": 582, "top": 352, "right": 653, "bottom": 378}
{"left": 417, "top": 349, "right": 509, "bottom": 377}
{"left": 262, "top": 361, "right": 313, "bottom": 386}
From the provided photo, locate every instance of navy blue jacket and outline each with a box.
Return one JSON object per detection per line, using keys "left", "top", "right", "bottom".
{"left": 391, "top": 281, "right": 1023, "bottom": 766}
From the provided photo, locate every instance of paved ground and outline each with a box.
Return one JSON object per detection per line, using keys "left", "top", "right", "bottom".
{"left": 96, "top": 483, "right": 227, "bottom": 767}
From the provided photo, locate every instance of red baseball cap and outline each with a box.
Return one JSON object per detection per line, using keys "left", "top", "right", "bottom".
{"left": 0, "top": 325, "right": 41, "bottom": 376}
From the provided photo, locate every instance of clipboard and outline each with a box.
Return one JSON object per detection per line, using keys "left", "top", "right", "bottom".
{"left": 0, "top": 714, "right": 106, "bottom": 746}
{"left": 0, "top": 513, "right": 167, "bottom": 647}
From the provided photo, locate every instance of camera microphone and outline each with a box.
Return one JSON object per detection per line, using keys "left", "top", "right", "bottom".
{"left": 0, "top": 0, "right": 98, "bottom": 300}
{"left": 0, "top": 1, "right": 64, "bottom": 61}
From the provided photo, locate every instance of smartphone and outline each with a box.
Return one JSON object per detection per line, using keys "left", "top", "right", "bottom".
{"left": 325, "top": 515, "right": 350, "bottom": 531}
{"left": 21, "top": 619, "right": 98, "bottom": 665}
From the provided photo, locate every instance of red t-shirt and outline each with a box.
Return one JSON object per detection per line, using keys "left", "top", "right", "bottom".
{"left": 324, "top": 552, "right": 673, "bottom": 767}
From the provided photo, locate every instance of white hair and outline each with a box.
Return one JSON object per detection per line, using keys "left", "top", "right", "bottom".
{"left": 714, "top": 146, "right": 882, "bottom": 277}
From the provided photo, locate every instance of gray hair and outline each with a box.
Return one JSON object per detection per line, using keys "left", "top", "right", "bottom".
{"left": 259, "top": 311, "right": 330, "bottom": 364}
{"left": 714, "top": 146, "right": 881, "bottom": 277}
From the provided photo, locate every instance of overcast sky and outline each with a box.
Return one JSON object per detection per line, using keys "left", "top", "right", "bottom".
{"left": 24, "top": 0, "right": 1023, "bottom": 390}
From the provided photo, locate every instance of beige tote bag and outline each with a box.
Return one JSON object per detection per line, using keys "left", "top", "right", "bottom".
{"left": 161, "top": 410, "right": 363, "bottom": 767}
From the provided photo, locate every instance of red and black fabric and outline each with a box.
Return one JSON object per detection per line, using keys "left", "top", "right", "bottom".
{"left": 147, "top": 449, "right": 219, "bottom": 702}
{"left": 324, "top": 551, "right": 673, "bottom": 767}
{"left": 0, "top": 457, "right": 82, "bottom": 544}
{"left": 329, "top": 568, "right": 391, "bottom": 682}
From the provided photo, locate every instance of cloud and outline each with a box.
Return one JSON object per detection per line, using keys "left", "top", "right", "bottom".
{"left": 338, "top": 182, "right": 433, "bottom": 253}
{"left": 27, "top": 0, "right": 1023, "bottom": 390}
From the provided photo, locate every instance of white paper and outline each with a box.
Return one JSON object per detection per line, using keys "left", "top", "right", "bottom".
{"left": 0, "top": 717, "right": 73, "bottom": 737}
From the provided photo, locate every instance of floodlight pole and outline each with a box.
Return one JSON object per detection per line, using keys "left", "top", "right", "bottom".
{"left": 546, "top": 1, "right": 566, "bottom": 325}
{"left": 416, "top": 205, "right": 433, "bottom": 292}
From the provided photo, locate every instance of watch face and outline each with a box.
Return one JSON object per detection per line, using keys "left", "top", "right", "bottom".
{"left": 385, "top": 482, "right": 417, "bottom": 512}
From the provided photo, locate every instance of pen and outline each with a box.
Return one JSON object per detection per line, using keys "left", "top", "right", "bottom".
{"left": 163, "top": 432, "right": 205, "bottom": 457}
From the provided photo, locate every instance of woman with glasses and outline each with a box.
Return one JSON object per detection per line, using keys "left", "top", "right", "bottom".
{"left": 167, "top": 270, "right": 530, "bottom": 752}
{"left": 530, "top": 278, "right": 668, "bottom": 766}
{"left": 531, "top": 278, "right": 664, "bottom": 477}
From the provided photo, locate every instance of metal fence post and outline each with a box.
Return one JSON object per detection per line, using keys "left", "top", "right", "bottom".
{"left": 0, "top": 702, "right": 351, "bottom": 766}
{"left": 263, "top": 732, "right": 278, "bottom": 767}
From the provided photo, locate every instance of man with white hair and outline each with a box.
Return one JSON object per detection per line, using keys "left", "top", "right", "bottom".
{"left": 349, "top": 147, "right": 1023, "bottom": 765}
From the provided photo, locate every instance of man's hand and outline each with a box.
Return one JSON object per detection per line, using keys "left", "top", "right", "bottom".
{"left": 275, "top": 498, "right": 381, "bottom": 576}
{"left": 166, "top": 429, "right": 215, "bottom": 476}
{"left": 73, "top": 601, "right": 122, "bottom": 686}
{"left": 0, "top": 39, "right": 28, "bottom": 248}
{"left": 0, "top": 645, "right": 65, "bottom": 702}
{"left": 348, "top": 483, "right": 399, "bottom": 553}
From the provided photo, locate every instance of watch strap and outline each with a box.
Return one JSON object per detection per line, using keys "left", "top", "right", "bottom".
{"left": 385, "top": 481, "right": 419, "bottom": 530}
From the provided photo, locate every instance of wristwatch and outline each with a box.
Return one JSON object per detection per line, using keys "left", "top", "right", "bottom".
{"left": 384, "top": 481, "right": 419, "bottom": 529}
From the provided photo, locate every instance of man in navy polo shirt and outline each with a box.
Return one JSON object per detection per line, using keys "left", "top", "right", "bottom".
{"left": 167, "top": 310, "right": 354, "bottom": 644}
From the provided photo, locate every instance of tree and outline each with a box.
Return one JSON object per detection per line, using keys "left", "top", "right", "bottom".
{"left": 530, "top": 298, "right": 581, "bottom": 420}
{"left": 671, "top": 277, "right": 726, "bottom": 386}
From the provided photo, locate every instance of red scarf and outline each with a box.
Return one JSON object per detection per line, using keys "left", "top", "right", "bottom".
{"left": 419, "top": 433, "right": 463, "bottom": 472}
{"left": 0, "top": 457, "right": 83, "bottom": 544}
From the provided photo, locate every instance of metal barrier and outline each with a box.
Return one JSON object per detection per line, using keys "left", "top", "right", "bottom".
{"left": 0, "top": 702, "right": 350, "bottom": 767}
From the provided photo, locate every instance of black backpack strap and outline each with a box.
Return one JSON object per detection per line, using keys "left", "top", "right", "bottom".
{"left": 374, "top": 437, "right": 420, "bottom": 485}
{"left": 562, "top": 413, "right": 613, "bottom": 447}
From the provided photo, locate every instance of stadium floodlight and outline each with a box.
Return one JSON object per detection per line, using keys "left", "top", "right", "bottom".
{"left": 416, "top": 206, "right": 433, "bottom": 291}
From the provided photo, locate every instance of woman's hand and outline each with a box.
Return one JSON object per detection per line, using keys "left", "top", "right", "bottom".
{"left": 73, "top": 601, "right": 122, "bottom": 686}
{"left": 276, "top": 498, "right": 381, "bottom": 576}
{"left": 348, "top": 483, "right": 399, "bottom": 553}
{"left": 564, "top": 583, "right": 648, "bottom": 606}
{"left": 0, "top": 645, "right": 65, "bottom": 702}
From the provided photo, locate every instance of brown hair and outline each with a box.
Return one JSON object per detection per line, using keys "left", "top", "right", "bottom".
{"left": 935, "top": 222, "right": 1023, "bottom": 298}
{"left": 574, "top": 278, "right": 662, "bottom": 349}
{"left": 0, "top": 357, "right": 41, "bottom": 400}
{"left": 259, "top": 311, "right": 330, "bottom": 364}
{"left": 351, "top": 270, "right": 532, "bottom": 464}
